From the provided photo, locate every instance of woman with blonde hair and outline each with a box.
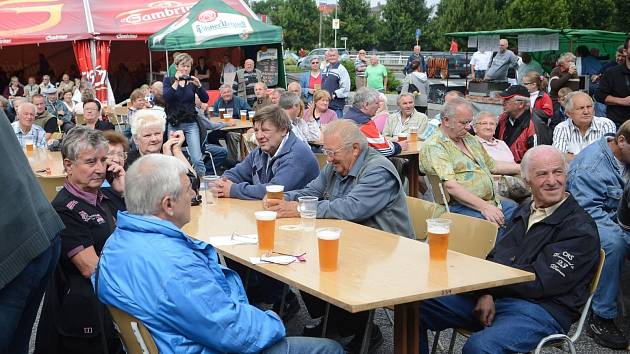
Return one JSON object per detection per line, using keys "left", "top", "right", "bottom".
{"left": 303, "top": 90, "right": 338, "bottom": 129}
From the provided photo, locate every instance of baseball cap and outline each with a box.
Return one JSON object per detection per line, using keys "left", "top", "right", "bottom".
{"left": 498, "top": 85, "right": 529, "bottom": 100}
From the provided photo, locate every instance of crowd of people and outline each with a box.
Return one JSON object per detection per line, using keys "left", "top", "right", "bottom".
{"left": 2, "top": 37, "right": 630, "bottom": 354}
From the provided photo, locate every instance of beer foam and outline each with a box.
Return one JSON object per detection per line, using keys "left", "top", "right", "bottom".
{"left": 317, "top": 228, "right": 340, "bottom": 240}
{"left": 255, "top": 211, "right": 277, "bottom": 220}
{"left": 266, "top": 185, "right": 284, "bottom": 193}
{"left": 427, "top": 226, "right": 449, "bottom": 234}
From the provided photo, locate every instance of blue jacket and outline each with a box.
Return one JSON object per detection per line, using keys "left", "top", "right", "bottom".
{"left": 567, "top": 136, "right": 629, "bottom": 242}
{"left": 212, "top": 96, "right": 252, "bottom": 119}
{"left": 300, "top": 72, "right": 314, "bottom": 103}
{"left": 223, "top": 131, "right": 319, "bottom": 200}
{"left": 93, "top": 212, "right": 286, "bottom": 354}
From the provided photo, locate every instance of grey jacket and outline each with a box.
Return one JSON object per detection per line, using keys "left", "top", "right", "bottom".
{"left": 285, "top": 147, "right": 414, "bottom": 238}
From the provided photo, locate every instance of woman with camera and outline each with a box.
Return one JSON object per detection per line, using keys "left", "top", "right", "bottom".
{"left": 163, "top": 53, "right": 209, "bottom": 176}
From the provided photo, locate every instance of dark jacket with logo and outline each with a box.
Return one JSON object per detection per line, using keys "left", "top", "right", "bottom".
{"left": 484, "top": 195, "right": 600, "bottom": 332}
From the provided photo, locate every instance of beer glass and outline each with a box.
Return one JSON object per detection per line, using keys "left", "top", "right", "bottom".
{"left": 265, "top": 185, "right": 284, "bottom": 200}
{"left": 24, "top": 135, "right": 34, "bottom": 154}
{"left": 409, "top": 127, "right": 418, "bottom": 141}
{"left": 208, "top": 106, "right": 214, "bottom": 118}
{"left": 218, "top": 108, "right": 225, "bottom": 119}
{"left": 398, "top": 133, "right": 408, "bottom": 142}
{"left": 240, "top": 111, "right": 247, "bottom": 122}
{"left": 317, "top": 227, "right": 340, "bottom": 271}
{"left": 202, "top": 175, "right": 220, "bottom": 205}
{"left": 248, "top": 111, "right": 255, "bottom": 121}
{"left": 426, "top": 218, "right": 451, "bottom": 261}
{"left": 298, "top": 196, "right": 318, "bottom": 231}
{"left": 255, "top": 211, "right": 277, "bottom": 251}
{"left": 225, "top": 108, "right": 234, "bottom": 121}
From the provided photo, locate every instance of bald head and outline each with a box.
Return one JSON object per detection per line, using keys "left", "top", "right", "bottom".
{"left": 521, "top": 145, "right": 567, "bottom": 208}
{"left": 499, "top": 39, "right": 508, "bottom": 53}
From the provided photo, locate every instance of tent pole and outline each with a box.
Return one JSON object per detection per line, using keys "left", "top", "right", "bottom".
{"left": 165, "top": 50, "right": 169, "bottom": 74}
{"left": 148, "top": 43, "right": 153, "bottom": 82}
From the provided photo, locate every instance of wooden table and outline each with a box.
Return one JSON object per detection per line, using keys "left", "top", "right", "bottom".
{"left": 398, "top": 140, "right": 423, "bottom": 197}
{"left": 27, "top": 149, "right": 65, "bottom": 178}
{"left": 210, "top": 117, "right": 253, "bottom": 159}
{"left": 184, "top": 199, "right": 535, "bottom": 354}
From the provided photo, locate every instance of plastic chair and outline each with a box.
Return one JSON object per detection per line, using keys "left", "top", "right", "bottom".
{"left": 107, "top": 305, "right": 159, "bottom": 354}
{"left": 427, "top": 174, "right": 450, "bottom": 213}
{"left": 405, "top": 196, "right": 439, "bottom": 241}
{"left": 36, "top": 175, "right": 65, "bottom": 202}
{"left": 533, "top": 249, "right": 606, "bottom": 354}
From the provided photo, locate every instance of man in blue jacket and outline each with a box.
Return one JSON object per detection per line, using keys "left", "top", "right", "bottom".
{"left": 567, "top": 122, "right": 630, "bottom": 350}
{"left": 94, "top": 154, "right": 343, "bottom": 354}
{"left": 215, "top": 105, "right": 319, "bottom": 200}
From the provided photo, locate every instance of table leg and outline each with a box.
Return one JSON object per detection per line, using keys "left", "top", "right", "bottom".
{"left": 407, "top": 155, "right": 419, "bottom": 198}
{"left": 394, "top": 302, "right": 420, "bottom": 354}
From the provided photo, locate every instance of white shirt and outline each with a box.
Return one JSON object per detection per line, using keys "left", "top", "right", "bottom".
{"left": 552, "top": 116, "right": 616, "bottom": 154}
{"left": 469, "top": 51, "right": 492, "bottom": 71}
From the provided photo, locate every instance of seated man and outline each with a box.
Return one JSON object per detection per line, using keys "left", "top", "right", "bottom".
{"left": 32, "top": 94, "right": 54, "bottom": 128}
{"left": 344, "top": 87, "right": 406, "bottom": 156}
{"left": 382, "top": 93, "right": 428, "bottom": 139}
{"left": 94, "top": 154, "right": 343, "bottom": 354}
{"left": 216, "top": 105, "right": 319, "bottom": 200}
{"left": 567, "top": 121, "right": 630, "bottom": 350}
{"left": 279, "top": 92, "right": 317, "bottom": 142}
{"left": 288, "top": 81, "right": 308, "bottom": 106}
{"left": 43, "top": 86, "right": 71, "bottom": 125}
{"left": 11, "top": 102, "right": 47, "bottom": 149}
{"left": 266, "top": 118, "right": 414, "bottom": 353}
{"left": 210, "top": 84, "right": 250, "bottom": 161}
{"left": 419, "top": 145, "right": 601, "bottom": 354}
{"left": 495, "top": 85, "right": 552, "bottom": 162}
{"left": 419, "top": 97, "right": 520, "bottom": 233}
{"left": 552, "top": 91, "right": 616, "bottom": 161}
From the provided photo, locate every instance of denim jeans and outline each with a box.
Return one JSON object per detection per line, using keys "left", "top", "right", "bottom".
{"left": 449, "top": 199, "right": 519, "bottom": 240}
{"left": 594, "top": 101, "right": 607, "bottom": 118}
{"left": 592, "top": 227, "right": 630, "bottom": 319}
{"left": 0, "top": 236, "right": 60, "bottom": 354}
{"left": 262, "top": 336, "right": 344, "bottom": 354}
{"left": 475, "top": 70, "right": 486, "bottom": 79}
{"left": 419, "top": 295, "right": 563, "bottom": 354}
{"left": 204, "top": 144, "right": 228, "bottom": 175}
{"left": 170, "top": 121, "right": 205, "bottom": 176}
{"left": 334, "top": 108, "right": 344, "bottom": 118}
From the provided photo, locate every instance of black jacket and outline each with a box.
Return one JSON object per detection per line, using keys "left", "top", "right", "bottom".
{"left": 484, "top": 195, "right": 600, "bottom": 332}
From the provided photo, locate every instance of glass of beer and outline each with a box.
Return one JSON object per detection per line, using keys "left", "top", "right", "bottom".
{"left": 208, "top": 106, "right": 214, "bottom": 118}
{"left": 265, "top": 185, "right": 284, "bottom": 200}
{"left": 255, "top": 211, "right": 277, "bottom": 252}
{"left": 218, "top": 108, "right": 225, "bottom": 119}
{"left": 225, "top": 108, "right": 233, "bottom": 122}
{"left": 317, "top": 227, "right": 341, "bottom": 272}
{"left": 248, "top": 111, "right": 255, "bottom": 121}
{"left": 398, "top": 133, "right": 408, "bottom": 142}
{"left": 240, "top": 111, "right": 247, "bottom": 122}
{"left": 202, "top": 175, "right": 220, "bottom": 205}
{"left": 409, "top": 127, "right": 418, "bottom": 141}
{"left": 427, "top": 218, "right": 451, "bottom": 261}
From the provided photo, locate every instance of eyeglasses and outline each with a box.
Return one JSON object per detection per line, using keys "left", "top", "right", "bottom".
{"left": 475, "top": 121, "right": 497, "bottom": 127}
{"left": 107, "top": 151, "right": 128, "bottom": 160}
{"left": 322, "top": 146, "right": 347, "bottom": 157}
{"left": 311, "top": 61, "right": 319, "bottom": 64}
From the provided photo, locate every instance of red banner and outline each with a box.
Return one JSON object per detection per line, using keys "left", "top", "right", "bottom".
{"left": 72, "top": 39, "right": 110, "bottom": 104}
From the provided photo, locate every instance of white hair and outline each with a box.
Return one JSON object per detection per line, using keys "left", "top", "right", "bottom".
{"left": 520, "top": 145, "right": 566, "bottom": 180}
{"left": 472, "top": 111, "right": 498, "bottom": 126}
{"left": 131, "top": 109, "right": 166, "bottom": 139}
{"left": 125, "top": 154, "right": 189, "bottom": 216}
{"left": 17, "top": 102, "right": 35, "bottom": 115}
{"left": 564, "top": 91, "right": 592, "bottom": 113}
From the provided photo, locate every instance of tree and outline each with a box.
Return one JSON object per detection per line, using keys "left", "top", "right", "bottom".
{"left": 427, "top": 0, "right": 499, "bottom": 50}
{"left": 503, "top": 0, "right": 570, "bottom": 29}
{"left": 567, "top": 0, "right": 616, "bottom": 30}
{"left": 278, "top": 0, "right": 320, "bottom": 49}
{"left": 379, "top": 0, "right": 432, "bottom": 51}
{"left": 251, "top": 0, "right": 285, "bottom": 24}
{"left": 337, "top": 0, "right": 378, "bottom": 50}
{"left": 611, "top": 0, "right": 630, "bottom": 31}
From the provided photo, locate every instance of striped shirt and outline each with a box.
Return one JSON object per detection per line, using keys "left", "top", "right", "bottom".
{"left": 11, "top": 121, "right": 47, "bottom": 149}
{"left": 552, "top": 116, "right": 616, "bottom": 155}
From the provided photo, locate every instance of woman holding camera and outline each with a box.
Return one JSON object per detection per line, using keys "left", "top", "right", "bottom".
{"left": 163, "top": 53, "right": 209, "bottom": 176}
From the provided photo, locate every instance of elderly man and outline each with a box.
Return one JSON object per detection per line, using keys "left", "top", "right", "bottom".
{"left": 567, "top": 121, "right": 630, "bottom": 349}
{"left": 383, "top": 93, "right": 428, "bottom": 139}
{"left": 43, "top": 87, "right": 71, "bottom": 124}
{"left": 365, "top": 55, "right": 388, "bottom": 92}
{"left": 265, "top": 119, "right": 413, "bottom": 353}
{"left": 321, "top": 48, "right": 350, "bottom": 118}
{"left": 354, "top": 49, "right": 368, "bottom": 89}
{"left": 279, "top": 92, "right": 315, "bottom": 142}
{"left": 345, "top": 87, "right": 405, "bottom": 156}
{"left": 217, "top": 105, "right": 319, "bottom": 200}
{"left": 32, "top": 94, "right": 54, "bottom": 128}
{"left": 403, "top": 45, "right": 426, "bottom": 75}
{"left": 496, "top": 85, "right": 552, "bottom": 163}
{"left": 11, "top": 102, "right": 46, "bottom": 149}
{"left": 39, "top": 75, "right": 55, "bottom": 93}
{"left": 233, "top": 58, "right": 263, "bottom": 106}
{"left": 420, "top": 97, "right": 520, "bottom": 232}
{"left": 211, "top": 84, "right": 251, "bottom": 161}
{"left": 595, "top": 37, "right": 630, "bottom": 128}
{"left": 419, "top": 145, "right": 600, "bottom": 354}
{"left": 550, "top": 52, "right": 579, "bottom": 102}
{"left": 552, "top": 92, "right": 616, "bottom": 160}
{"left": 484, "top": 39, "right": 519, "bottom": 82}
{"left": 0, "top": 112, "right": 64, "bottom": 354}
{"left": 94, "top": 154, "right": 343, "bottom": 354}
{"left": 287, "top": 81, "right": 307, "bottom": 105}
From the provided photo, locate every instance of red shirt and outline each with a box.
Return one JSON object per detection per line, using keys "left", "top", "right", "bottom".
{"left": 308, "top": 73, "right": 322, "bottom": 90}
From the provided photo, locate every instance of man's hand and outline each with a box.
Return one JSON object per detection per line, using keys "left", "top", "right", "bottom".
{"left": 263, "top": 198, "right": 300, "bottom": 218}
{"left": 108, "top": 163, "right": 126, "bottom": 194}
{"left": 474, "top": 294, "right": 496, "bottom": 327}
{"left": 215, "top": 178, "right": 232, "bottom": 198}
{"left": 480, "top": 203, "right": 505, "bottom": 226}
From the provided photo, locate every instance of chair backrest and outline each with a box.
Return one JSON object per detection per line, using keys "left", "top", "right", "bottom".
{"left": 36, "top": 175, "right": 65, "bottom": 202}
{"left": 406, "top": 196, "right": 439, "bottom": 241}
{"left": 442, "top": 212, "right": 498, "bottom": 258}
{"left": 568, "top": 249, "right": 605, "bottom": 343}
{"left": 314, "top": 153, "right": 328, "bottom": 169}
{"left": 107, "top": 305, "right": 159, "bottom": 354}
{"left": 427, "top": 174, "right": 450, "bottom": 206}
{"left": 115, "top": 106, "right": 129, "bottom": 118}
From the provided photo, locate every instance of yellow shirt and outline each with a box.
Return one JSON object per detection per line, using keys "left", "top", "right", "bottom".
{"left": 527, "top": 193, "right": 569, "bottom": 231}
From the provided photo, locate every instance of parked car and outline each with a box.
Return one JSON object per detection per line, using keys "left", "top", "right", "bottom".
{"left": 297, "top": 48, "right": 350, "bottom": 69}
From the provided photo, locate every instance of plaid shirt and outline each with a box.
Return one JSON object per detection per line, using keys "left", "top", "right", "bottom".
{"left": 11, "top": 121, "right": 47, "bottom": 148}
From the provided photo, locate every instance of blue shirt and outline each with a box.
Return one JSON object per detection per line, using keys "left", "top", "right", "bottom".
{"left": 94, "top": 212, "right": 286, "bottom": 354}
{"left": 163, "top": 77, "right": 209, "bottom": 116}
{"left": 11, "top": 122, "right": 47, "bottom": 148}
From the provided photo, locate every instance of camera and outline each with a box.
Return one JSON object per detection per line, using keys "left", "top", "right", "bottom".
{"left": 179, "top": 75, "right": 191, "bottom": 81}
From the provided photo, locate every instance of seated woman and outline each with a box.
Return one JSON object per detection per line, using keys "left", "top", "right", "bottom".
{"left": 372, "top": 92, "right": 389, "bottom": 132}
{"left": 35, "top": 127, "right": 125, "bottom": 354}
{"left": 303, "top": 90, "right": 338, "bottom": 130}
{"left": 83, "top": 99, "right": 114, "bottom": 131}
{"left": 473, "top": 111, "right": 530, "bottom": 201}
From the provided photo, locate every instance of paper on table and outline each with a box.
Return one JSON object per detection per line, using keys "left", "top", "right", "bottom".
{"left": 209, "top": 234, "right": 258, "bottom": 246}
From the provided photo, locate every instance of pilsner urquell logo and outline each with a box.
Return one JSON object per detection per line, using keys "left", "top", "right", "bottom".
{"left": 115, "top": 0, "right": 195, "bottom": 26}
